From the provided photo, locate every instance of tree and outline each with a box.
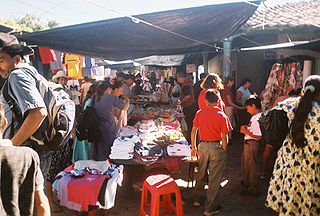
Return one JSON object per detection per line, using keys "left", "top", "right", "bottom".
{"left": 0, "top": 14, "right": 59, "bottom": 32}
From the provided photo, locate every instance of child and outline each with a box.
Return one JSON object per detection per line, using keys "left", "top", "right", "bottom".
{"left": 191, "top": 89, "right": 232, "bottom": 216}
{"left": 240, "top": 95, "right": 262, "bottom": 194}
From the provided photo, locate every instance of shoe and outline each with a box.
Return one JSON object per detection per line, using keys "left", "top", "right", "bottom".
{"left": 203, "top": 205, "right": 221, "bottom": 215}
{"left": 193, "top": 201, "right": 201, "bottom": 207}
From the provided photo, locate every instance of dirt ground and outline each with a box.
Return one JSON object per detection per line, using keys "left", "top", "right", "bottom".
{"left": 54, "top": 138, "right": 277, "bottom": 216}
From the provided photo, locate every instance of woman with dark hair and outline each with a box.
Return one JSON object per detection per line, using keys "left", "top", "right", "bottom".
{"left": 198, "top": 73, "right": 225, "bottom": 110}
{"left": 235, "top": 78, "right": 253, "bottom": 133}
{"left": 91, "top": 82, "right": 130, "bottom": 160}
{"left": 266, "top": 75, "right": 320, "bottom": 215}
{"left": 72, "top": 84, "right": 97, "bottom": 162}
{"left": 112, "top": 81, "right": 129, "bottom": 130}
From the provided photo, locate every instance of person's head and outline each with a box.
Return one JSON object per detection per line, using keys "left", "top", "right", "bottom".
{"left": 176, "top": 72, "right": 187, "bottom": 84}
{"left": 291, "top": 75, "right": 320, "bottom": 148}
{"left": 205, "top": 89, "right": 220, "bottom": 106}
{"left": 116, "top": 72, "right": 125, "bottom": 82}
{"left": 112, "top": 81, "right": 124, "bottom": 97}
{"left": 85, "top": 84, "right": 97, "bottom": 102}
{"left": 244, "top": 95, "right": 261, "bottom": 115}
{"left": 200, "top": 73, "right": 224, "bottom": 90}
{"left": 0, "top": 33, "right": 34, "bottom": 78}
{"left": 83, "top": 76, "right": 90, "bottom": 83}
{"left": 52, "top": 70, "right": 68, "bottom": 85}
{"left": 0, "top": 103, "right": 7, "bottom": 135}
{"left": 199, "top": 73, "right": 206, "bottom": 80}
{"left": 241, "top": 78, "right": 252, "bottom": 89}
{"left": 96, "top": 81, "right": 112, "bottom": 101}
{"left": 124, "top": 74, "right": 135, "bottom": 86}
{"left": 224, "top": 76, "right": 235, "bottom": 87}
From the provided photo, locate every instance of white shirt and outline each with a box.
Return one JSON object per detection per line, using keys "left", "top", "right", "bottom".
{"left": 244, "top": 113, "right": 262, "bottom": 140}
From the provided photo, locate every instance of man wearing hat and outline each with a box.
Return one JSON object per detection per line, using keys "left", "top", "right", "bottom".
{"left": 52, "top": 70, "right": 72, "bottom": 98}
{"left": 0, "top": 33, "right": 51, "bottom": 214}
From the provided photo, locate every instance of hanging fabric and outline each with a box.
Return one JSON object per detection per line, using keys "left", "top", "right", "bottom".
{"left": 260, "top": 62, "right": 303, "bottom": 110}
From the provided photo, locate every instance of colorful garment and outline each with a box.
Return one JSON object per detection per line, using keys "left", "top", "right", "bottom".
{"left": 65, "top": 53, "right": 82, "bottom": 79}
{"left": 260, "top": 63, "right": 303, "bottom": 110}
{"left": 266, "top": 98, "right": 320, "bottom": 215}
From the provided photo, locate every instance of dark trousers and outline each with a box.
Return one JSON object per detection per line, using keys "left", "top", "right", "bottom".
{"left": 183, "top": 103, "right": 197, "bottom": 144}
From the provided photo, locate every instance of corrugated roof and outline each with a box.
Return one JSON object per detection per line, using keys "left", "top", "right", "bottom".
{"left": 244, "top": 0, "right": 320, "bottom": 31}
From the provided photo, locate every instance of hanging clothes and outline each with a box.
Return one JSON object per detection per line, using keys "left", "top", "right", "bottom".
{"left": 39, "top": 47, "right": 56, "bottom": 64}
{"left": 260, "top": 62, "right": 303, "bottom": 110}
{"left": 65, "top": 53, "right": 82, "bottom": 79}
{"left": 50, "top": 50, "right": 64, "bottom": 73}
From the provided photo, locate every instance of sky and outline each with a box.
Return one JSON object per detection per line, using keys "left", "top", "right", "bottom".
{"left": 0, "top": 0, "right": 301, "bottom": 27}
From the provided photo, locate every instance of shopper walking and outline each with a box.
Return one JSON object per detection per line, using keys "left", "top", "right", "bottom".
{"left": 266, "top": 75, "right": 320, "bottom": 215}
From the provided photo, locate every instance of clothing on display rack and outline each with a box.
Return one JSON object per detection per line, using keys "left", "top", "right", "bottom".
{"left": 260, "top": 63, "right": 303, "bottom": 110}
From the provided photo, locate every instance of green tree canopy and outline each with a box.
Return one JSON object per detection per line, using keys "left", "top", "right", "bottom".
{"left": 0, "top": 14, "right": 59, "bottom": 32}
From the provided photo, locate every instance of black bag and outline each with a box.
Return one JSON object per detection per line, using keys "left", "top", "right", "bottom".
{"left": 2, "top": 68, "right": 75, "bottom": 153}
{"left": 75, "top": 98, "right": 101, "bottom": 142}
{"left": 258, "top": 108, "right": 289, "bottom": 151}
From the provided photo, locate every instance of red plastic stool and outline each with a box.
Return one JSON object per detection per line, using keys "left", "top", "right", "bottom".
{"left": 140, "top": 174, "right": 184, "bottom": 216}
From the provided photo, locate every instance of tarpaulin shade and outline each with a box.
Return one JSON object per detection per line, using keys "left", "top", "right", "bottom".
{"left": 18, "top": 2, "right": 259, "bottom": 61}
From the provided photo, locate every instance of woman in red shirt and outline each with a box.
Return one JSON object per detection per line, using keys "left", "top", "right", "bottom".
{"left": 198, "top": 73, "right": 225, "bottom": 111}
{"left": 221, "top": 76, "right": 244, "bottom": 126}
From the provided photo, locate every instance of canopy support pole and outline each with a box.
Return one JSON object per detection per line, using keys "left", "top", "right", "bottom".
{"left": 223, "top": 39, "right": 232, "bottom": 79}
{"left": 202, "top": 50, "right": 209, "bottom": 74}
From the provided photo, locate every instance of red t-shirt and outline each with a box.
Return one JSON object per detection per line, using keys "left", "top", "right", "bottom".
{"left": 198, "top": 90, "right": 225, "bottom": 111}
{"left": 193, "top": 106, "right": 232, "bottom": 141}
{"left": 221, "top": 86, "right": 232, "bottom": 107}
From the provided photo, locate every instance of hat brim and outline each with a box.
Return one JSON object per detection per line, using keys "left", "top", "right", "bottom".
{"left": 52, "top": 74, "right": 68, "bottom": 82}
{"left": 1, "top": 44, "right": 34, "bottom": 56}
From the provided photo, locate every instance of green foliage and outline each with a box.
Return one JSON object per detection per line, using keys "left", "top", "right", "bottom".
{"left": 0, "top": 14, "right": 59, "bottom": 32}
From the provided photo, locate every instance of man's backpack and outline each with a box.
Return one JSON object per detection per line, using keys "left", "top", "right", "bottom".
{"left": 3, "top": 67, "right": 75, "bottom": 153}
{"left": 75, "top": 98, "right": 100, "bottom": 142}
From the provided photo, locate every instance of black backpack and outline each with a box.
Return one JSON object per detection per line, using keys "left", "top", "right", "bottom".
{"left": 75, "top": 98, "right": 101, "bottom": 142}
{"left": 2, "top": 67, "right": 75, "bottom": 153}
{"left": 258, "top": 108, "right": 289, "bottom": 151}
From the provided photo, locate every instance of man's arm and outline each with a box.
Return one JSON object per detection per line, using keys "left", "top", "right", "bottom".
{"left": 34, "top": 190, "right": 51, "bottom": 216}
{"left": 12, "top": 108, "right": 47, "bottom": 146}
{"left": 191, "top": 126, "right": 198, "bottom": 157}
{"left": 221, "top": 133, "right": 228, "bottom": 152}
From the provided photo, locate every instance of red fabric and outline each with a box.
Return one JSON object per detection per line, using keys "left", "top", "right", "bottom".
{"left": 221, "top": 86, "right": 232, "bottom": 107}
{"left": 198, "top": 90, "right": 225, "bottom": 111}
{"left": 67, "top": 172, "right": 108, "bottom": 211}
{"left": 38, "top": 47, "right": 56, "bottom": 64}
{"left": 193, "top": 106, "right": 232, "bottom": 141}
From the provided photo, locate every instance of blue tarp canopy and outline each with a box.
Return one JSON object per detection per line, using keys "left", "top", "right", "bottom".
{"left": 18, "top": 2, "right": 258, "bottom": 61}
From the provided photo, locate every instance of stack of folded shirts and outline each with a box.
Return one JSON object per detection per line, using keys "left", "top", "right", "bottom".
{"left": 138, "top": 120, "right": 158, "bottom": 133}
{"left": 109, "top": 135, "right": 141, "bottom": 160}
{"left": 167, "top": 144, "right": 191, "bottom": 157}
{"left": 119, "top": 126, "right": 138, "bottom": 137}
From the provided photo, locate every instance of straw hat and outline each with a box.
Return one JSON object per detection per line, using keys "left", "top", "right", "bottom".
{"left": 52, "top": 70, "right": 68, "bottom": 83}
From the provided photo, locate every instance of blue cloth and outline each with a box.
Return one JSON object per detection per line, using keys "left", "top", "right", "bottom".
{"left": 91, "top": 94, "right": 125, "bottom": 161}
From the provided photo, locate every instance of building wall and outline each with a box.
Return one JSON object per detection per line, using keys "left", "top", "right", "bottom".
{"left": 208, "top": 54, "right": 222, "bottom": 76}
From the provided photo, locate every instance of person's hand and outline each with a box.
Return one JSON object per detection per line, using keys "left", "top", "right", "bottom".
{"left": 240, "top": 125, "right": 248, "bottom": 134}
{"left": 191, "top": 148, "right": 197, "bottom": 158}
